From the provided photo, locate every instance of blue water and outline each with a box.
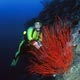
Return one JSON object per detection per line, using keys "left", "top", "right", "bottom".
{"left": 0, "top": 0, "right": 43, "bottom": 79}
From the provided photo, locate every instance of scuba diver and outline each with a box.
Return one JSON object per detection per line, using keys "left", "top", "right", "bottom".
{"left": 10, "top": 20, "right": 57, "bottom": 80}
{"left": 11, "top": 20, "right": 43, "bottom": 66}
{"left": 26, "top": 21, "right": 42, "bottom": 49}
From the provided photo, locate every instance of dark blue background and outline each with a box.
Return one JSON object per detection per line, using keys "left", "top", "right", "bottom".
{"left": 0, "top": 0, "right": 43, "bottom": 79}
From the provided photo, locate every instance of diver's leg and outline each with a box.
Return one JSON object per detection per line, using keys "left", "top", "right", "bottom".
{"left": 11, "top": 40, "right": 25, "bottom": 66}
{"left": 15, "top": 40, "right": 25, "bottom": 58}
{"left": 11, "top": 56, "right": 19, "bottom": 66}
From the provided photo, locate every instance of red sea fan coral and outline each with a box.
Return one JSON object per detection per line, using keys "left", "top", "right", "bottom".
{"left": 27, "top": 19, "right": 73, "bottom": 76}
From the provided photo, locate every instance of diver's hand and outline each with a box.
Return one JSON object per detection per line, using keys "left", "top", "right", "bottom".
{"left": 33, "top": 41, "right": 40, "bottom": 49}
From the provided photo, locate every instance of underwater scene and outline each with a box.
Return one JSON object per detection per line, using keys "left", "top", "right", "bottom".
{"left": 0, "top": 0, "right": 80, "bottom": 80}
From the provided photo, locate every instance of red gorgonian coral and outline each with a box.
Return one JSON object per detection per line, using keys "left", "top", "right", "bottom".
{"left": 26, "top": 18, "right": 73, "bottom": 76}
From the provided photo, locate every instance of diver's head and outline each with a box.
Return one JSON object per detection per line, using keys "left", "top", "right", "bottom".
{"left": 34, "top": 21, "right": 42, "bottom": 30}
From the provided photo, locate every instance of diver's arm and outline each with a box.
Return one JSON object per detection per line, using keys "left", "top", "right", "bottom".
{"left": 39, "top": 33, "right": 42, "bottom": 41}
